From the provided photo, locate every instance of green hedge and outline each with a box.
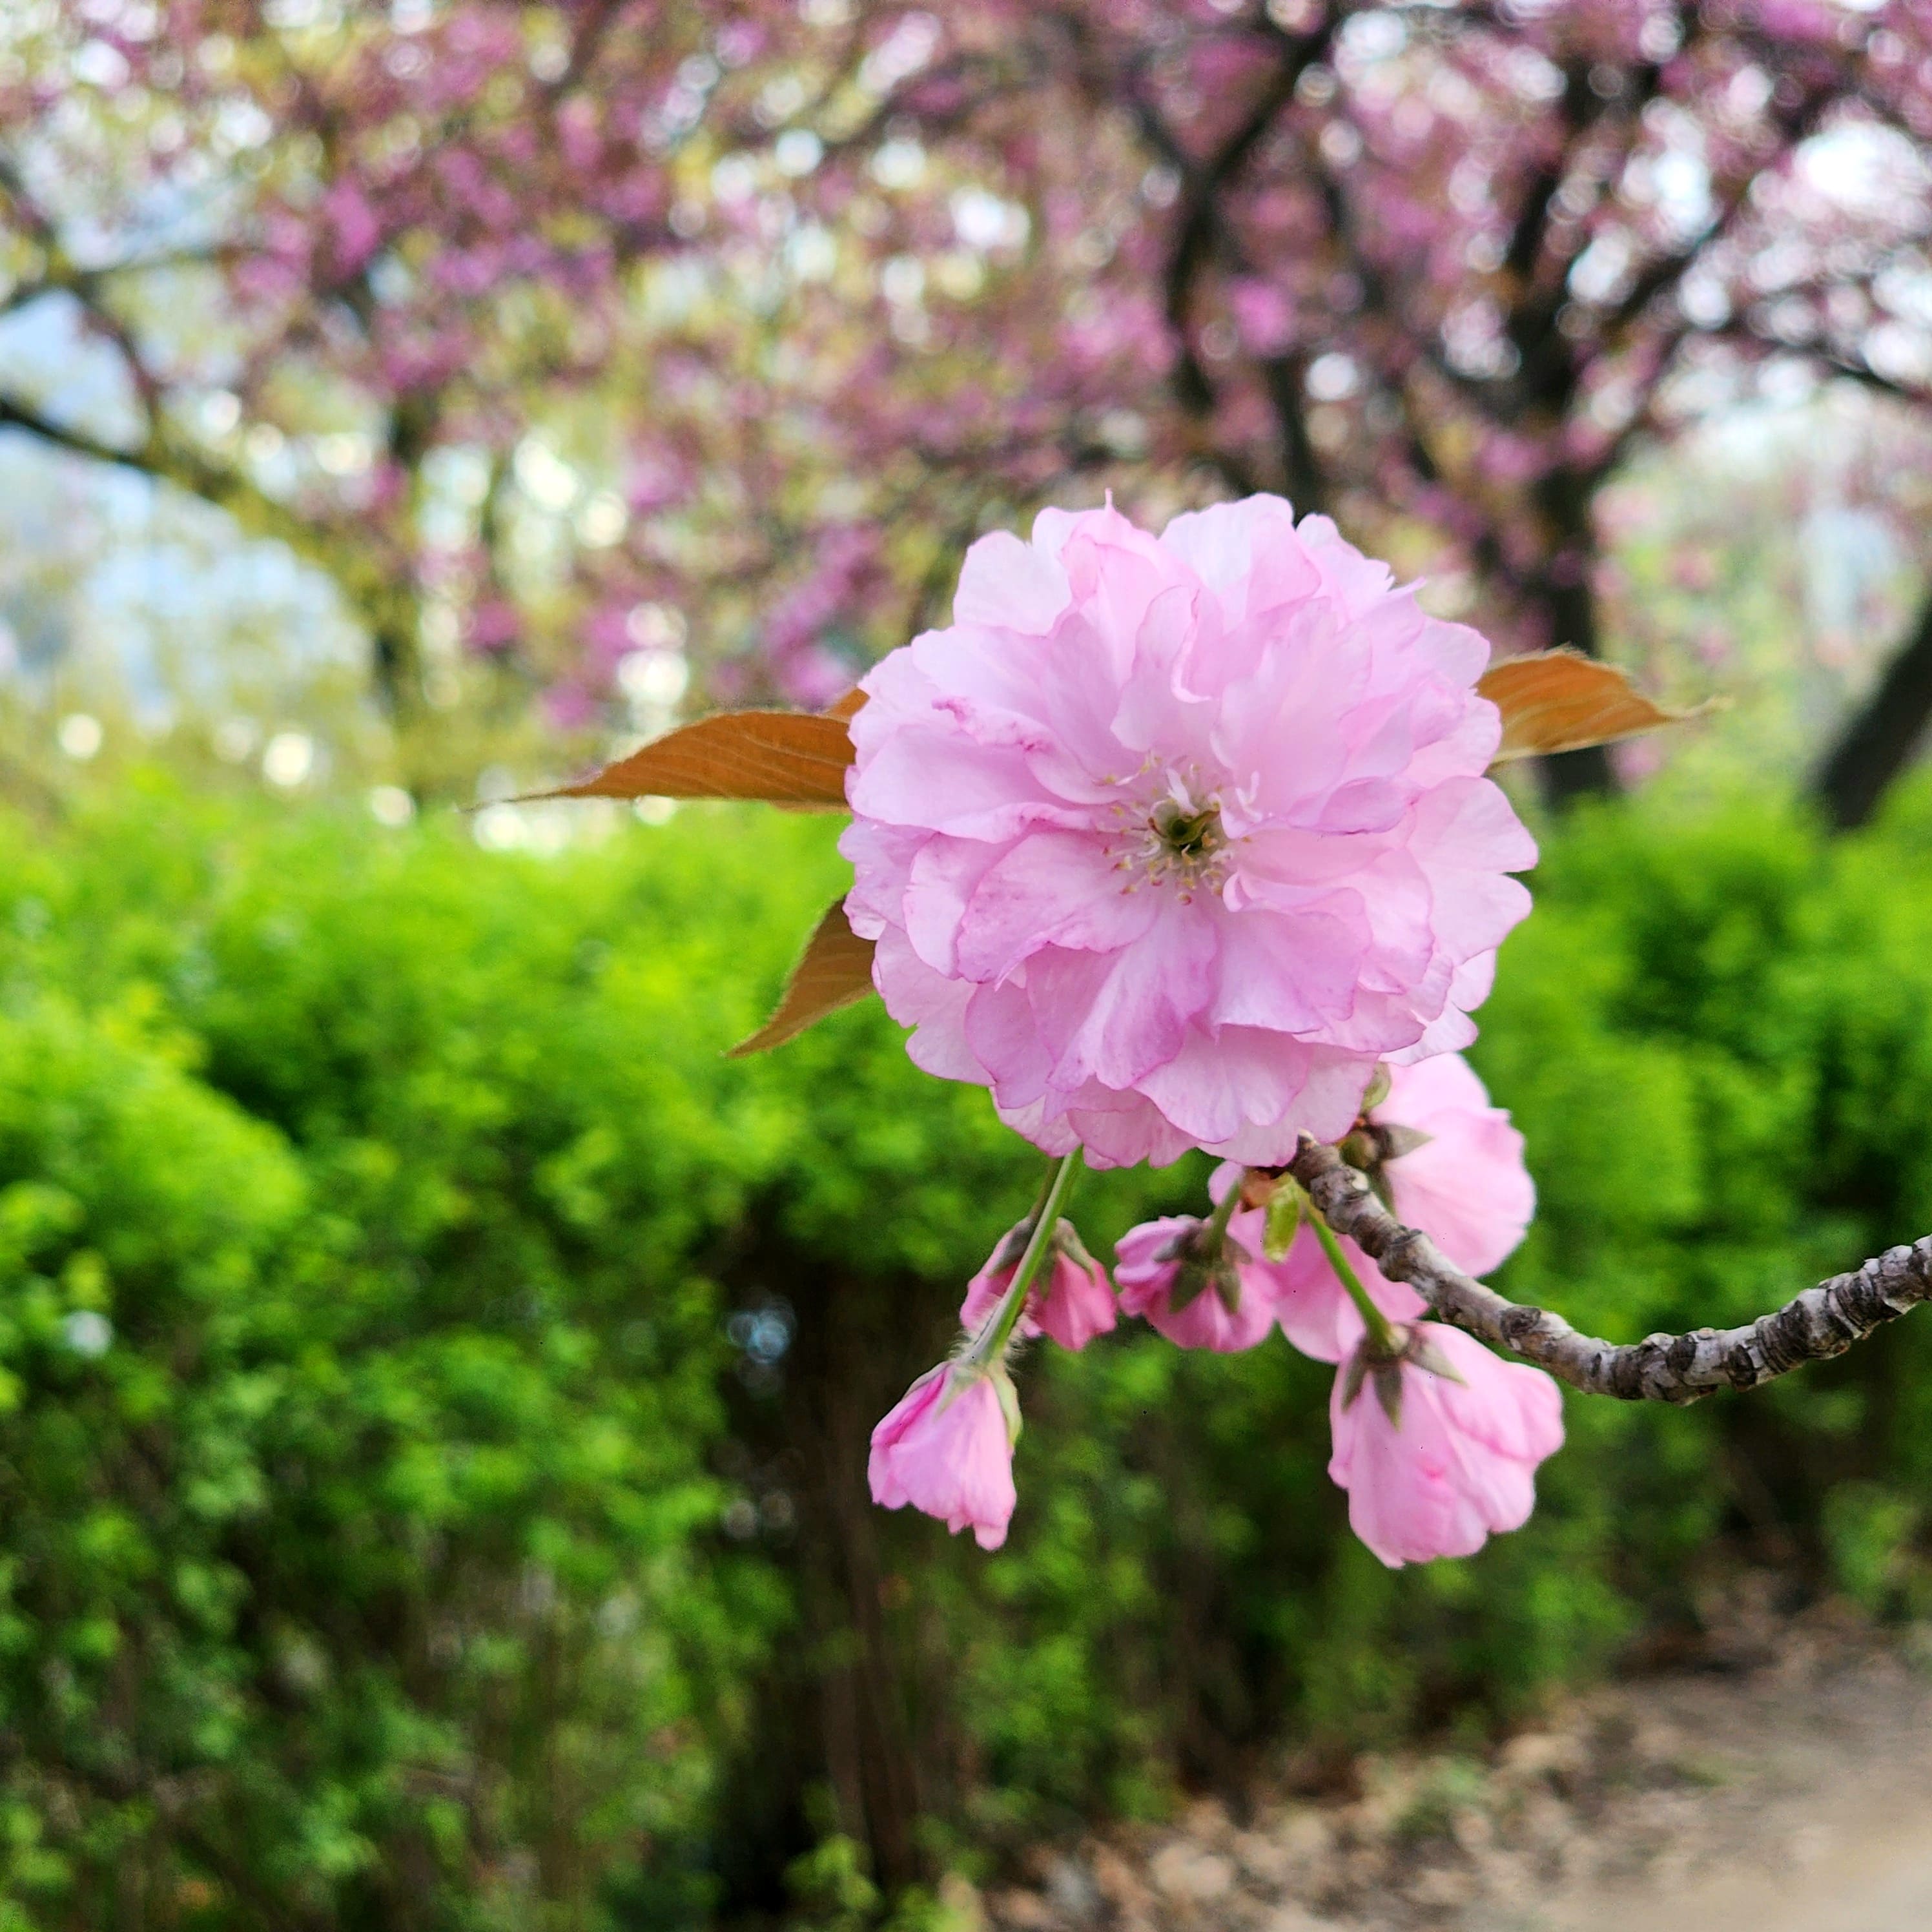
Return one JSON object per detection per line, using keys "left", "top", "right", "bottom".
{"left": 1, "top": 774, "right": 1931, "bottom": 1927}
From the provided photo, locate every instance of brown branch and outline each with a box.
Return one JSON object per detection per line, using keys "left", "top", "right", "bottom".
{"left": 1596, "top": 70, "right": 1838, "bottom": 356}
{"left": 0, "top": 388, "right": 417, "bottom": 709}
{"left": 0, "top": 389, "right": 318, "bottom": 560}
{"left": 0, "top": 151, "right": 337, "bottom": 571}
{"left": 548, "top": 0, "right": 619, "bottom": 96}
{"left": 0, "top": 393, "right": 142, "bottom": 472}
{"left": 1129, "top": 17, "right": 1337, "bottom": 501}
{"left": 1499, "top": 59, "right": 1595, "bottom": 292}
{"left": 1806, "top": 347, "right": 1924, "bottom": 404}
{"left": 1288, "top": 1139, "right": 1932, "bottom": 1404}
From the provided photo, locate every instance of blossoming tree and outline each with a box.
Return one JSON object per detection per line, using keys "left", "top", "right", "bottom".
{"left": 8, "top": 1, "right": 1932, "bottom": 813}
{"left": 859, "top": 0, "right": 1932, "bottom": 807}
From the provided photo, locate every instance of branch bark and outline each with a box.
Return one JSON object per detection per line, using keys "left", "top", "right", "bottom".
{"left": 1288, "top": 1139, "right": 1932, "bottom": 1404}
{"left": 0, "top": 142, "right": 432, "bottom": 717}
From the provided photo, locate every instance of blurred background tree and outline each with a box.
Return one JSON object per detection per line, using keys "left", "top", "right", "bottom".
{"left": 5, "top": 1, "right": 1932, "bottom": 810}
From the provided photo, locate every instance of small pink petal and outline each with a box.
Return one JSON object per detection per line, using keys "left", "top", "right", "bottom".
{"left": 868, "top": 1365, "right": 1018, "bottom": 1551}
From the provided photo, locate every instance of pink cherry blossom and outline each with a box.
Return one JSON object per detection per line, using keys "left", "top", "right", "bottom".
{"left": 1115, "top": 1209, "right": 1280, "bottom": 1351}
{"left": 8, "top": 3, "right": 1919, "bottom": 807}
{"left": 1373, "top": 1054, "right": 1536, "bottom": 1277}
{"left": 868, "top": 1363, "right": 1019, "bottom": 1551}
{"left": 841, "top": 498, "right": 1536, "bottom": 1169}
{"left": 1328, "top": 1322, "right": 1564, "bottom": 1568}
{"left": 320, "top": 179, "right": 382, "bottom": 278}
{"left": 1264, "top": 1051, "right": 1534, "bottom": 1359}
{"left": 960, "top": 1218, "right": 1117, "bottom": 1351}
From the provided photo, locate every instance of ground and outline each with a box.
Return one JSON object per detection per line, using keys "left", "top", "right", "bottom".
{"left": 968, "top": 1585, "right": 1932, "bottom": 1932}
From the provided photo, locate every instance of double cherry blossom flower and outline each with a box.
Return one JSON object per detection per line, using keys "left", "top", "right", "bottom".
{"left": 858, "top": 500, "right": 1562, "bottom": 1566}
{"left": 841, "top": 495, "right": 1536, "bottom": 1169}
{"left": 1268, "top": 1054, "right": 1561, "bottom": 1565}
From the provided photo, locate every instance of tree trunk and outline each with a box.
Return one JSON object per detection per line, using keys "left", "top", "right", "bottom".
{"left": 708, "top": 1256, "right": 951, "bottom": 1924}
{"left": 371, "top": 608, "right": 423, "bottom": 723}
{"left": 1260, "top": 353, "right": 1328, "bottom": 518}
{"left": 1812, "top": 581, "right": 1932, "bottom": 832}
{"left": 1528, "top": 468, "right": 1618, "bottom": 808}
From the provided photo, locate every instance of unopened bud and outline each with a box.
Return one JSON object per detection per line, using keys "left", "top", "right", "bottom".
{"left": 1334, "top": 1118, "right": 1434, "bottom": 1211}
{"left": 1404, "top": 1329, "right": 1466, "bottom": 1386}
{"left": 1051, "top": 1217, "right": 1102, "bottom": 1275}
{"left": 1161, "top": 1222, "right": 1251, "bottom": 1315}
{"left": 1377, "top": 1123, "right": 1435, "bottom": 1162}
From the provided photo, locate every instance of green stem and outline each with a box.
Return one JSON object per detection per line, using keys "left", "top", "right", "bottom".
{"left": 1311, "top": 1209, "right": 1401, "bottom": 1357}
{"left": 1204, "top": 1171, "right": 1244, "bottom": 1244}
{"left": 968, "top": 1148, "right": 1084, "bottom": 1365}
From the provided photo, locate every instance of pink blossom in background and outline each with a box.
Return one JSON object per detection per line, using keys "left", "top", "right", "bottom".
{"left": 583, "top": 604, "right": 638, "bottom": 672}
{"left": 774, "top": 642, "right": 858, "bottom": 712}
{"left": 12, "top": 0, "right": 1907, "bottom": 783}
{"left": 1115, "top": 1211, "right": 1280, "bottom": 1352}
{"left": 321, "top": 180, "right": 382, "bottom": 277}
{"left": 1328, "top": 1323, "right": 1564, "bottom": 1568}
{"left": 841, "top": 498, "right": 1537, "bottom": 1170}
{"left": 960, "top": 1220, "right": 1117, "bottom": 1352}
{"left": 624, "top": 457, "right": 689, "bottom": 515}
{"left": 466, "top": 600, "right": 520, "bottom": 653}
{"left": 868, "top": 1364, "right": 1019, "bottom": 1551}
{"left": 1228, "top": 278, "right": 1295, "bottom": 356}
{"left": 542, "top": 682, "right": 597, "bottom": 732}
{"left": 1611, "top": 736, "right": 1667, "bottom": 786}
{"left": 1473, "top": 431, "right": 1550, "bottom": 487}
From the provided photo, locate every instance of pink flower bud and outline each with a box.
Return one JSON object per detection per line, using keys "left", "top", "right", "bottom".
{"left": 868, "top": 1363, "right": 1018, "bottom": 1551}
{"left": 959, "top": 1218, "right": 1116, "bottom": 1351}
{"left": 1328, "top": 1322, "right": 1563, "bottom": 1567}
{"left": 1115, "top": 1210, "right": 1279, "bottom": 1351}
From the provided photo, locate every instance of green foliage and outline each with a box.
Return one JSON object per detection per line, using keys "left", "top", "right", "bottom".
{"left": 0, "top": 785, "right": 821, "bottom": 1927}
{"left": 3, "top": 773, "right": 1932, "bottom": 1925}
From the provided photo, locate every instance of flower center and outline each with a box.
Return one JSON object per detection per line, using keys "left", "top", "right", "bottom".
{"left": 1109, "top": 776, "right": 1232, "bottom": 898}
{"left": 1151, "top": 798, "right": 1223, "bottom": 863}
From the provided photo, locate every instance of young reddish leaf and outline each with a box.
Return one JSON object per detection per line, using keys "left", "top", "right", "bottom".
{"left": 1479, "top": 649, "right": 1706, "bottom": 763}
{"left": 532, "top": 710, "right": 855, "bottom": 806}
{"left": 730, "top": 899, "right": 878, "bottom": 1056}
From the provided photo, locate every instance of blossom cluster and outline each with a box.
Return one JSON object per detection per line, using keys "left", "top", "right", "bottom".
{"left": 858, "top": 500, "right": 1562, "bottom": 1567}
{"left": 868, "top": 1052, "right": 1561, "bottom": 1565}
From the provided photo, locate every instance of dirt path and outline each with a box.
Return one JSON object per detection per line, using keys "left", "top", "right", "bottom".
{"left": 1573, "top": 1822, "right": 1932, "bottom": 1932}
{"left": 1547, "top": 1627, "right": 1932, "bottom": 1932}
{"left": 974, "top": 1594, "right": 1932, "bottom": 1932}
